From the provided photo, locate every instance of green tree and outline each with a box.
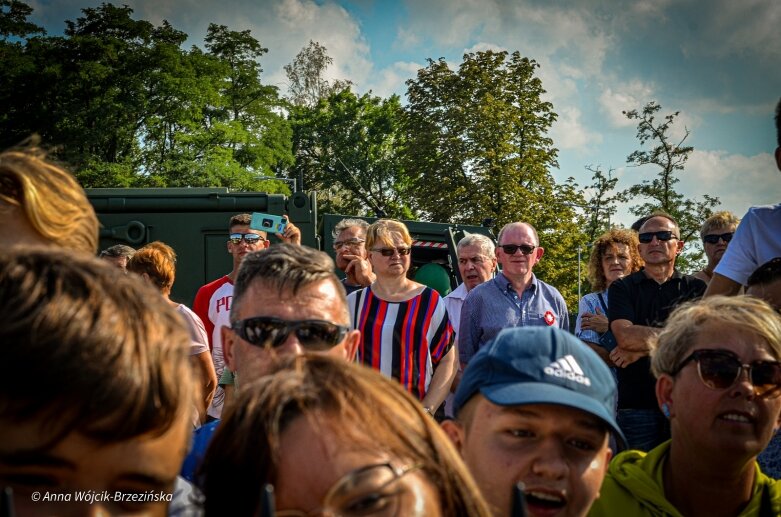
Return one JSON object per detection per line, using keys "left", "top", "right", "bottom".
{"left": 619, "top": 101, "right": 719, "bottom": 271}
{"left": 290, "top": 88, "right": 413, "bottom": 218}
{"left": 583, "top": 165, "right": 620, "bottom": 242}
{"left": 284, "top": 40, "right": 352, "bottom": 108}
{"left": 403, "top": 50, "right": 588, "bottom": 307}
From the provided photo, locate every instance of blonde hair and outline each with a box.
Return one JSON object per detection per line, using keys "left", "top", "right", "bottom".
{"left": 199, "top": 354, "right": 492, "bottom": 516}
{"left": 0, "top": 145, "right": 98, "bottom": 254}
{"left": 366, "top": 218, "right": 412, "bottom": 250}
{"left": 127, "top": 241, "right": 177, "bottom": 294}
{"left": 652, "top": 296, "right": 781, "bottom": 377}
{"left": 587, "top": 229, "right": 643, "bottom": 292}
{"left": 700, "top": 211, "right": 740, "bottom": 241}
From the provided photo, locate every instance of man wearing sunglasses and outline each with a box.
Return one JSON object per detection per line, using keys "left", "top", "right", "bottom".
{"left": 459, "top": 222, "right": 569, "bottom": 368}
{"left": 693, "top": 211, "right": 739, "bottom": 285}
{"left": 193, "top": 213, "right": 300, "bottom": 421}
{"left": 181, "top": 244, "right": 359, "bottom": 483}
{"left": 706, "top": 98, "right": 781, "bottom": 299}
{"left": 607, "top": 213, "right": 706, "bottom": 451}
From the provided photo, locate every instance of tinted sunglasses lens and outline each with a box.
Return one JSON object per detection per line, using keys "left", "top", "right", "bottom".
{"left": 639, "top": 231, "right": 674, "bottom": 243}
{"left": 398, "top": 247, "right": 411, "bottom": 256}
{"left": 638, "top": 233, "right": 653, "bottom": 244}
{"left": 722, "top": 233, "right": 733, "bottom": 243}
{"left": 238, "top": 318, "right": 282, "bottom": 346}
{"left": 751, "top": 362, "right": 781, "bottom": 395}
{"left": 296, "top": 322, "right": 344, "bottom": 350}
{"left": 501, "top": 245, "right": 519, "bottom": 254}
{"left": 377, "top": 248, "right": 410, "bottom": 257}
{"left": 697, "top": 353, "right": 739, "bottom": 390}
{"left": 703, "top": 232, "right": 733, "bottom": 244}
{"left": 230, "top": 233, "right": 261, "bottom": 245}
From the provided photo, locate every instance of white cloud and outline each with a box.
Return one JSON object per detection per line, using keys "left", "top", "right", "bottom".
{"left": 366, "top": 61, "right": 423, "bottom": 98}
{"left": 551, "top": 106, "right": 603, "bottom": 152}
{"left": 598, "top": 81, "right": 656, "bottom": 127}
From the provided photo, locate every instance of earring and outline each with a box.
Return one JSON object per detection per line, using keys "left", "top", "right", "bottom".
{"left": 661, "top": 403, "right": 671, "bottom": 419}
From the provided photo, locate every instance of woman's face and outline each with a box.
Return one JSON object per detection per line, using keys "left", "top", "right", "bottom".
{"left": 273, "top": 414, "right": 442, "bottom": 517}
{"left": 368, "top": 232, "right": 411, "bottom": 279}
{"left": 600, "top": 243, "right": 632, "bottom": 288}
{"left": 665, "top": 321, "right": 781, "bottom": 460}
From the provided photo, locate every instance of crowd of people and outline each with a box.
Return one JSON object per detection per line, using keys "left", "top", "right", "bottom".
{"left": 1, "top": 99, "right": 781, "bottom": 516}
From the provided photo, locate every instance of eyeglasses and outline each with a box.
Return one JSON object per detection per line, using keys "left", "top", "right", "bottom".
{"left": 371, "top": 247, "right": 411, "bottom": 257}
{"left": 229, "top": 233, "right": 266, "bottom": 245}
{"left": 275, "top": 463, "right": 421, "bottom": 517}
{"left": 638, "top": 231, "right": 678, "bottom": 244}
{"left": 500, "top": 244, "right": 536, "bottom": 255}
{"left": 333, "top": 238, "right": 366, "bottom": 251}
{"left": 674, "top": 348, "right": 781, "bottom": 397}
{"left": 231, "top": 316, "right": 349, "bottom": 351}
{"left": 703, "top": 232, "right": 734, "bottom": 245}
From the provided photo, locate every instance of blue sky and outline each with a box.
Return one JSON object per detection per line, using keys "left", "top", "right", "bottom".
{"left": 30, "top": 0, "right": 781, "bottom": 227}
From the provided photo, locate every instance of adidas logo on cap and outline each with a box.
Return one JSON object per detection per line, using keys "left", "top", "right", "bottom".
{"left": 544, "top": 355, "right": 591, "bottom": 386}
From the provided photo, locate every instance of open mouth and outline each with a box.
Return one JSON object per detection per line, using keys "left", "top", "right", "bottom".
{"left": 719, "top": 411, "right": 754, "bottom": 424}
{"left": 524, "top": 490, "right": 566, "bottom": 514}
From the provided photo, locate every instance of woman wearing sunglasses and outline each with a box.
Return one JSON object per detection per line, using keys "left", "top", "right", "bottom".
{"left": 347, "top": 219, "right": 458, "bottom": 416}
{"left": 197, "top": 353, "right": 492, "bottom": 516}
{"left": 591, "top": 295, "right": 781, "bottom": 516}
{"left": 576, "top": 229, "right": 643, "bottom": 365}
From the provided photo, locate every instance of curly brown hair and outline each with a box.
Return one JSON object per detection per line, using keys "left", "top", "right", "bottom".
{"left": 587, "top": 228, "right": 643, "bottom": 292}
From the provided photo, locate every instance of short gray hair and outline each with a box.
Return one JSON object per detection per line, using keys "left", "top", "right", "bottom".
{"left": 332, "top": 218, "right": 369, "bottom": 239}
{"left": 457, "top": 234, "right": 495, "bottom": 257}
{"left": 231, "top": 244, "right": 347, "bottom": 322}
{"left": 99, "top": 244, "right": 136, "bottom": 260}
{"left": 496, "top": 222, "right": 539, "bottom": 247}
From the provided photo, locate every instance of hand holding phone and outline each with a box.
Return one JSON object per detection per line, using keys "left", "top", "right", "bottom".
{"left": 250, "top": 213, "right": 287, "bottom": 235}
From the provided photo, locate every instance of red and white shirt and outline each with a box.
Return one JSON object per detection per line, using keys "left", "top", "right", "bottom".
{"left": 193, "top": 275, "right": 233, "bottom": 419}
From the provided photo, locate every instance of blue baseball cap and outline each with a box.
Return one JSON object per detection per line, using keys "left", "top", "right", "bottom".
{"left": 454, "top": 326, "right": 625, "bottom": 448}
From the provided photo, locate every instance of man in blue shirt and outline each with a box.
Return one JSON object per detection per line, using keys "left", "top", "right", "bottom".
{"left": 458, "top": 221, "right": 569, "bottom": 366}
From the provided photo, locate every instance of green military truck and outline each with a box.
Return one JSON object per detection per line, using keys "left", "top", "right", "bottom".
{"left": 87, "top": 188, "right": 494, "bottom": 305}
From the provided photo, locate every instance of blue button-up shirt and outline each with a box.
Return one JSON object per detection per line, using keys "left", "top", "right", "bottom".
{"left": 458, "top": 272, "right": 569, "bottom": 365}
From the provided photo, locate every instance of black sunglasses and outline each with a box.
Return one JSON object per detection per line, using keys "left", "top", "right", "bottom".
{"left": 500, "top": 244, "right": 536, "bottom": 255}
{"left": 229, "top": 233, "right": 265, "bottom": 245}
{"left": 674, "top": 348, "right": 781, "bottom": 397}
{"left": 638, "top": 231, "right": 677, "bottom": 244}
{"left": 703, "top": 232, "right": 734, "bottom": 245}
{"left": 231, "top": 316, "right": 349, "bottom": 351}
{"left": 371, "top": 247, "right": 411, "bottom": 257}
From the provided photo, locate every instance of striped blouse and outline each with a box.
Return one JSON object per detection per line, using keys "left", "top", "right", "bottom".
{"left": 347, "top": 286, "right": 454, "bottom": 400}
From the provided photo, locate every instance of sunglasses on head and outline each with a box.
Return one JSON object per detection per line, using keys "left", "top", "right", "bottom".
{"left": 231, "top": 316, "right": 349, "bottom": 351}
{"left": 372, "top": 247, "right": 411, "bottom": 257}
{"left": 703, "top": 232, "right": 734, "bottom": 245}
{"left": 229, "top": 233, "right": 265, "bottom": 245}
{"left": 500, "top": 244, "right": 536, "bottom": 255}
{"left": 638, "top": 231, "right": 677, "bottom": 244}
{"left": 674, "top": 348, "right": 781, "bottom": 397}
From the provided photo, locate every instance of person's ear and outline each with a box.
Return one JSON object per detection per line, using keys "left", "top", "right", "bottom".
{"left": 339, "top": 330, "right": 360, "bottom": 361}
{"left": 656, "top": 374, "right": 675, "bottom": 419}
{"left": 441, "top": 419, "right": 465, "bottom": 454}
{"left": 676, "top": 240, "right": 684, "bottom": 254}
{"left": 222, "top": 325, "right": 237, "bottom": 371}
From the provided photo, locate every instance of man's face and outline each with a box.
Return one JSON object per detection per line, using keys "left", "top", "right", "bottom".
{"left": 458, "top": 244, "right": 497, "bottom": 291}
{"left": 223, "top": 278, "right": 359, "bottom": 383}
{"left": 637, "top": 217, "right": 683, "bottom": 266}
{"left": 702, "top": 225, "right": 736, "bottom": 267}
{"left": 0, "top": 411, "right": 191, "bottom": 516}
{"left": 496, "top": 224, "right": 544, "bottom": 280}
{"left": 334, "top": 226, "right": 368, "bottom": 272}
{"left": 227, "top": 224, "right": 269, "bottom": 267}
{"left": 444, "top": 397, "right": 611, "bottom": 517}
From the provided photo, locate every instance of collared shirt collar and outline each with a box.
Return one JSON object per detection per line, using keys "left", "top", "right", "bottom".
{"left": 495, "top": 271, "right": 538, "bottom": 293}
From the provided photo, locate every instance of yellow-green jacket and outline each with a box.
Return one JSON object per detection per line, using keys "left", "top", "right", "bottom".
{"left": 589, "top": 441, "right": 781, "bottom": 517}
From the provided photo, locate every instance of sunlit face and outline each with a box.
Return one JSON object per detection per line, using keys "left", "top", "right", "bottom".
{"left": 223, "top": 279, "right": 358, "bottom": 383}
{"left": 334, "top": 225, "right": 368, "bottom": 272}
{"left": 448, "top": 398, "right": 611, "bottom": 517}
{"left": 601, "top": 243, "right": 632, "bottom": 289}
{"left": 496, "top": 224, "right": 544, "bottom": 280}
{"left": 458, "top": 244, "right": 497, "bottom": 291}
{"left": 663, "top": 321, "right": 781, "bottom": 460}
{"left": 0, "top": 411, "right": 191, "bottom": 516}
{"left": 702, "top": 225, "right": 736, "bottom": 266}
{"left": 637, "top": 217, "right": 683, "bottom": 266}
{"left": 367, "top": 232, "right": 411, "bottom": 278}
{"left": 274, "top": 414, "right": 443, "bottom": 517}
{"left": 227, "top": 224, "right": 268, "bottom": 268}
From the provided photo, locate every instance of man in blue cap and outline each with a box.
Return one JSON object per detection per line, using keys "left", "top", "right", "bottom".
{"left": 442, "top": 326, "right": 624, "bottom": 517}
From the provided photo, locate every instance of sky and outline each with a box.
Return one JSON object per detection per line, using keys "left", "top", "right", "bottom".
{"left": 28, "top": 0, "right": 781, "bottom": 227}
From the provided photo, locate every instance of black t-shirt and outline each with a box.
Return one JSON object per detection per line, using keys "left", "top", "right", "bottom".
{"left": 608, "top": 269, "right": 706, "bottom": 409}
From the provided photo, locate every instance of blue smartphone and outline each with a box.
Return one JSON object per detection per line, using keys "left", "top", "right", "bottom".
{"left": 250, "top": 212, "right": 287, "bottom": 234}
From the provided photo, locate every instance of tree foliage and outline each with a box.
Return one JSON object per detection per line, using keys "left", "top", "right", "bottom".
{"left": 618, "top": 101, "right": 719, "bottom": 271}
{"left": 403, "top": 50, "right": 588, "bottom": 306}
{"left": 284, "top": 40, "right": 352, "bottom": 108}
